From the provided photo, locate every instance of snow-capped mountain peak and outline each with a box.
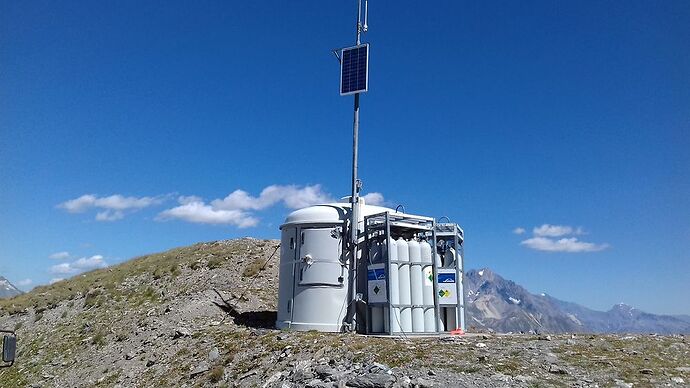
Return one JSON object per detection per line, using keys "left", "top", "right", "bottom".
{"left": 0, "top": 276, "right": 23, "bottom": 298}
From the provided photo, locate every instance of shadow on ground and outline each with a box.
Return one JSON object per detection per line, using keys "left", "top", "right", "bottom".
{"left": 211, "top": 291, "right": 277, "bottom": 329}
{"left": 233, "top": 310, "right": 277, "bottom": 329}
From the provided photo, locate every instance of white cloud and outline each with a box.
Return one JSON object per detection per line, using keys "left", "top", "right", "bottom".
{"left": 63, "top": 185, "right": 388, "bottom": 228}
{"left": 50, "top": 263, "right": 73, "bottom": 274}
{"left": 178, "top": 195, "right": 203, "bottom": 205}
{"left": 49, "top": 251, "right": 70, "bottom": 260}
{"left": 50, "top": 278, "right": 64, "bottom": 284}
{"left": 533, "top": 224, "right": 582, "bottom": 237}
{"left": 59, "top": 194, "right": 98, "bottom": 213}
{"left": 157, "top": 198, "right": 259, "bottom": 227}
{"left": 17, "top": 279, "right": 33, "bottom": 286}
{"left": 49, "top": 255, "right": 108, "bottom": 275}
{"left": 211, "top": 185, "right": 333, "bottom": 211}
{"left": 520, "top": 223, "right": 607, "bottom": 253}
{"left": 520, "top": 237, "right": 609, "bottom": 253}
{"left": 158, "top": 184, "right": 342, "bottom": 227}
{"left": 58, "top": 194, "right": 166, "bottom": 221}
{"left": 95, "top": 210, "right": 125, "bottom": 221}
{"left": 362, "top": 192, "right": 385, "bottom": 206}
{"left": 71, "top": 255, "right": 107, "bottom": 270}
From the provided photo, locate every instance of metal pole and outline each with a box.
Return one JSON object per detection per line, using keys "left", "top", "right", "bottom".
{"left": 350, "top": 0, "right": 362, "bottom": 250}
{"left": 346, "top": 0, "right": 364, "bottom": 331}
{"left": 350, "top": 93, "right": 360, "bottom": 245}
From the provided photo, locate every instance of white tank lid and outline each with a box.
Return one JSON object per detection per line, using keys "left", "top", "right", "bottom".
{"left": 280, "top": 199, "right": 395, "bottom": 228}
{"left": 281, "top": 204, "right": 348, "bottom": 227}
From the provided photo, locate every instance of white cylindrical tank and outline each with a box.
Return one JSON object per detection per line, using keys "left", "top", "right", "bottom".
{"left": 420, "top": 239, "right": 435, "bottom": 332}
{"left": 444, "top": 247, "right": 456, "bottom": 267}
{"left": 371, "top": 308, "right": 384, "bottom": 333}
{"left": 276, "top": 205, "right": 349, "bottom": 332}
{"left": 276, "top": 201, "right": 397, "bottom": 332}
{"left": 387, "top": 237, "right": 401, "bottom": 333}
{"left": 369, "top": 238, "right": 384, "bottom": 332}
{"left": 445, "top": 307, "right": 457, "bottom": 331}
{"left": 420, "top": 239, "right": 433, "bottom": 263}
{"left": 369, "top": 238, "right": 382, "bottom": 264}
{"left": 396, "top": 237, "right": 412, "bottom": 332}
{"left": 408, "top": 238, "right": 424, "bottom": 332}
{"left": 434, "top": 252, "right": 444, "bottom": 330}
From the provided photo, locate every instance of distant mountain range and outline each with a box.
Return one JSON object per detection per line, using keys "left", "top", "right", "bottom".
{"left": 1, "top": 264, "right": 687, "bottom": 334}
{"left": 464, "top": 268, "right": 690, "bottom": 334}
{"left": 0, "top": 276, "right": 23, "bottom": 299}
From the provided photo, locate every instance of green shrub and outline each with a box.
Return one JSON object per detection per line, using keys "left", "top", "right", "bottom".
{"left": 84, "top": 289, "right": 103, "bottom": 308}
{"left": 92, "top": 331, "right": 107, "bottom": 347}
{"left": 242, "top": 257, "right": 265, "bottom": 277}
{"left": 208, "top": 257, "right": 224, "bottom": 269}
{"left": 153, "top": 268, "right": 165, "bottom": 279}
{"left": 141, "top": 286, "right": 158, "bottom": 303}
{"left": 209, "top": 366, "right": 224, "bottom": 383}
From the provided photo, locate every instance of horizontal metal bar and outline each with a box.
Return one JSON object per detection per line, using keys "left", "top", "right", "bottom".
{"left": 388, "top": 304, "right": 436, "bottom": 308}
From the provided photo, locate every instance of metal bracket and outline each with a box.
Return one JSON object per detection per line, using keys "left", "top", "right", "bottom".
{"left": 332, "top": 49, "right": 341, "bottom": 64}
{"left": 330, "top": 226, "right": 343, "bottom": 239}
{"left": 354, "top": 293, "right": 366, "bottom": 304}
{"left": 302, "top": 254, "right": 314, "bottom": 266}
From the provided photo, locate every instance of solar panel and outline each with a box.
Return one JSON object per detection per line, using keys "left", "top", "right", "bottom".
{"left": 340, "top": 44, "right": 369, "bottom": 95}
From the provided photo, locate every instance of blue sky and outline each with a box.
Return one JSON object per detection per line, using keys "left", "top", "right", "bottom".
{"left": 1, "top": 1, "right": 688, "bottom": 315}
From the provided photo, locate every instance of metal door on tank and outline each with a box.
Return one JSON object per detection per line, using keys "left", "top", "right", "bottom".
{"left": 277, "top": 227, "right": 298, "bottom": 327}
{"left": 295, "top": 227, "right": 345, "bottom": 287}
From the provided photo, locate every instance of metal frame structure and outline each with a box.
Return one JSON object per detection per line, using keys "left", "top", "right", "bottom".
{"left": 362, "top": 214, "right": 466, "bottom": 335}
{"left": 363, "top": 211, "right": 441, "bottom": 335}
{"left": 435, "top": 223, "right": 466, "bottom": 331}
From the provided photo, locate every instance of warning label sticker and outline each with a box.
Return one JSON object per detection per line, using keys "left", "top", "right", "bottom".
{"left": 367, "top": 268, "right": 386, "bottom": 281}
{"left": 423, "top": 266, "right": 433, "bottom": 286}
{"left": 438, "top": 272, "right": 456, "bottom": 283}
{"left": 367, "top": 264, "right": 388, "bottom": 304}
{"left": 437, "top": 269, "right": 458, "bottom": 305}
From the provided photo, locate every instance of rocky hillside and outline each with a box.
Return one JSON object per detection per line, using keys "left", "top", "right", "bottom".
{"left": 465, "top": 268, "right": 690, "bottom": 335}
{"left": 0, "top": 239, "right": 688, "bottom": 387}
{"left": 0, "top": 276, "right": 22, "bottom": 299}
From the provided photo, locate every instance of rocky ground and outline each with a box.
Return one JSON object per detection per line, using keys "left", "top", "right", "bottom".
{"left": 0, "top": 238, "right": 688, "bottom": 387}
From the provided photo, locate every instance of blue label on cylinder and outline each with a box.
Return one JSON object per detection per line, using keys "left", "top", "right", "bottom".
{"left": 438, "top": 273, "right": 456, "bottom": 283}
{"left": 368, "top": 268, "right": 386, "bottom": 280}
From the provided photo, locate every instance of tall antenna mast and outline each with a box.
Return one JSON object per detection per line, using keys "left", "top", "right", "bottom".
{"left": 350, "top": 0, "right": 365, "bottom": 252}
{"left": 340, "top": 0, "right": 369, "bottom": 331}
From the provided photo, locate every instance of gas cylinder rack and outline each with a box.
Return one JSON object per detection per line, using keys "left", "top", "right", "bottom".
{"left": 362, "top": 211, "right": 439, "bottom": 335}
{"left": 435, "top": 222, "right": 466, "bottom": 332}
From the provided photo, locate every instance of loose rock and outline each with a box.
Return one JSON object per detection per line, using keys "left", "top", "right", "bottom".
{"left": 346, "top": 373, "right": 395, "bottom": 388}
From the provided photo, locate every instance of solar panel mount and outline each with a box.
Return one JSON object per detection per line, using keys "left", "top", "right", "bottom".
{"left": 340, "top": 43, "right": 369, "bottom": 96}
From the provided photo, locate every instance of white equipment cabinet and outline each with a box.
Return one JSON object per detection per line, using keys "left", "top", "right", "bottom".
{"left": 276, "top": 199, "right": 393, "bottom": 331}
{"left": 275, "top": 200, "right": 466, "bottom": 335}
